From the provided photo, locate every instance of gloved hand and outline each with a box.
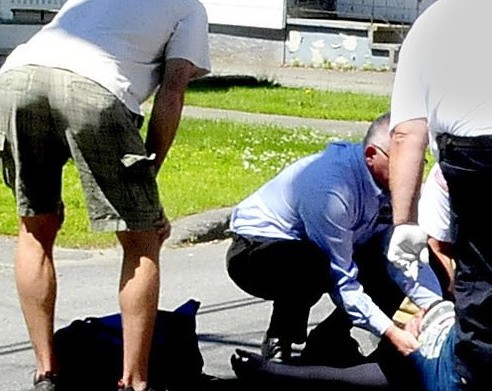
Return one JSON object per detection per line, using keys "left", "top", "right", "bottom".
{"left": 387, "top": 224, "right": 428, "bottom": 280}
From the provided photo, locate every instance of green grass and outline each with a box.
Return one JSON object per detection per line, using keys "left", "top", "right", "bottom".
{"left": 0, "top": 81, "right": 434, "bottom": 248}
{"left": 185, "top": 78, "right": 390, "bottom": 122}
{"left": 160, "top": 119, "right": 356, "bottom": 217}
{"left": 0, "top": 117, "right": 358, "bottom": 248}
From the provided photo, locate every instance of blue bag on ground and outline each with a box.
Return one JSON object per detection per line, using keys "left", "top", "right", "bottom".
{"left": 53, "top": 299, "right": 204, "bottom": 391}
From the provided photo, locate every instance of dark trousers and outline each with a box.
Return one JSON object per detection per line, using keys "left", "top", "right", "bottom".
{"left": 438, "top": 133, "right": 492, "bottom": 389}
{"left": 226, "top": 232, "right": 404, "bottom": 359}
{"left": 226, "top": 235, "right": 328, "bottom": 343}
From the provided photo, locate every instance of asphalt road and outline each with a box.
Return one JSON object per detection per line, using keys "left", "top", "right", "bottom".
{"left": 0, "top": 210, "right": 382, "bottom": 391}
{"left": 0, "top": 234, "right": 361, "bottom": 390}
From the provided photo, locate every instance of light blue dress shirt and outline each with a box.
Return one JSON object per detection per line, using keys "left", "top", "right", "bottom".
{"left": 230, "top": 142, "right": 442, "bottom": 336}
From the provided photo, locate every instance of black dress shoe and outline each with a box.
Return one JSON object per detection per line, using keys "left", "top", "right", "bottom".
{"left": 261, "top": 336, "right": 292, "bottom": 363}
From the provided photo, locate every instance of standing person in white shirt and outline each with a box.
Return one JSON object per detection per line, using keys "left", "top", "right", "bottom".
{"left": 387, "top": 0, "right": 492, "bottom": 389}
{"left": 0, "top": 1, "right": 211, "bottom": 390}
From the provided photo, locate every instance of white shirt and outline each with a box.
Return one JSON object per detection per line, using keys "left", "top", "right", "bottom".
{"left": 390, "top": 0, "right": 492, "bottom": 149}
{"left": 0, "top": 0, "right": 211, "bottom": 114}
{"left": 418, "top": 164, "right": 453, "bottom": 243}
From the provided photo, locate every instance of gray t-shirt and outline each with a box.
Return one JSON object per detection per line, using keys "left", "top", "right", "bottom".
{"left": 0, "top": 0, "right": 211, "bottom": 114}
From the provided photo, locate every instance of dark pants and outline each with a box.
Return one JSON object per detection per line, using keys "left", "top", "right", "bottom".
{"left": 437, "top": 133, "right": 492, "bottom": 389}
{"left": 226, "top": 232, "right": 404, "bottom": 359}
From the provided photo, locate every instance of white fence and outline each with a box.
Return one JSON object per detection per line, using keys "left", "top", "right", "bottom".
{"left": 290, "top": 0, "right": 436, "bottom": 24}
{"left": 336, "top": 0, "right": 436, "bottom": 24}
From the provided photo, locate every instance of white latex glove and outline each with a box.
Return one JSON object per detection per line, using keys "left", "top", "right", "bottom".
{"left": 387, "top": 224, "right": 428, "bottom": 280}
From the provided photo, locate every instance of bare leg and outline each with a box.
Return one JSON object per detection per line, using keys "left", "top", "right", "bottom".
{"left": 15, "top": 214, "right": 61, "bottom": 379}
{"left": 117, "top": 230, "right": 163, "bottom": 391}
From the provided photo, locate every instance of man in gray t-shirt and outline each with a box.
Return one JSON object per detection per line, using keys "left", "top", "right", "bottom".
{"left": 0, "top": 1, "right": 210, "bottom": 390}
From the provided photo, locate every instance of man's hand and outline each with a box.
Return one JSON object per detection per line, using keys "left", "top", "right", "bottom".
{"left": 387, "top": 224, "right": 428, "bottom": 280}
{"left": 385, "top": 324, "right": 420, "bottom": 356}
{"left": 404, "top": 309, "right": 426, "bottom": 338}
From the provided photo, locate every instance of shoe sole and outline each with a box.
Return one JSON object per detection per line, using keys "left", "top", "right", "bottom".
{"left": 418, "top": 301, "right": 455, "bottom": 359}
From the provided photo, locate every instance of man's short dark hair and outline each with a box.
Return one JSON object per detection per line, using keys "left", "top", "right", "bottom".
{"left": 363, "top": 112, "right": 391, "bottom": 147}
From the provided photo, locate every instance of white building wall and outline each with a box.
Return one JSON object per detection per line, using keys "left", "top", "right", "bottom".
{"left": 1, "top": 0, "right": 287, "bottom": 28}
{"left": 199, "top": 0, "right": 286, "bottom": 29}
{"left": 0, "top": 22, "right": 41, "bottom": 46}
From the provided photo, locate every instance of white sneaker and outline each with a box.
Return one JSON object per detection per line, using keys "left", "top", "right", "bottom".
{"left": 418, "top": 301, "right": 455, "bottom": 359}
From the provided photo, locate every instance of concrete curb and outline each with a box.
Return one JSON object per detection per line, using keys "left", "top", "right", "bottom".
{"left": 166, "top": 207, "right": 233, "bottom": 248}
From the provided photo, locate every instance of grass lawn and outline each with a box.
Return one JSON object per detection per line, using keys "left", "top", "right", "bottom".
{"left": 0, "top": 78, "right": 433, "bottom": 248}
{"left": 185, "top": 77, "right": 390, "bottom": 122}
